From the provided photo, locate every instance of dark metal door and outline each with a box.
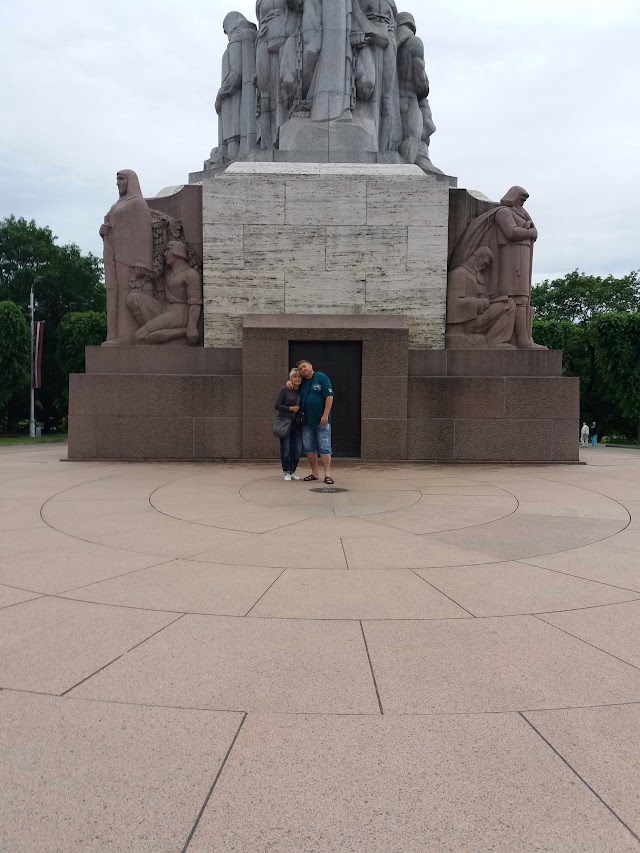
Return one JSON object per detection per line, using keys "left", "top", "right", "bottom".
{"left": 289, "top": 342, "right": 362, "bottom": 457}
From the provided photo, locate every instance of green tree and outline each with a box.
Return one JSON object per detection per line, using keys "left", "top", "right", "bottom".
{"left": 0, "top": 301, "right": 31, "bottom": 432}
{"left": 56, "top": 312, "right": 107, "bottom": 378}
{"left": 0, "top": 215, "right": 105, "bottom": 318}
{"left": 532, "top": 270, "right": 640, "bottom": 323}
{"left": 589, "top": 313, "right": 640, "bottom": 443}
{"left": 0, "top": 215, "right": 105, "bottom": 429}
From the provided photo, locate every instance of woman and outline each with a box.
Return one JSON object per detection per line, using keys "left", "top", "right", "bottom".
{"left": 275, "top": 368, "right": 303, "bottom": 481}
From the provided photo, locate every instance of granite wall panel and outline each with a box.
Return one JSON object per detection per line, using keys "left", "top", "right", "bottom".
{"left": 67, "top": 416, "right": 97, "bottom": 459}
{"left": 361, "top": 338, "right": 409, "bottom": 376}
{"left": 552, "top": 419, "right": 581, "bottom": 462}
{"left": 406, "top": 418, "right": 455, "bottom": 461}
{"left": 242, "top": 418, "right": 280, "bottom": 460}
{"left": 505, "top": 377, "right": 580, "bottom": 420}
{"left": 194, "top": 418, "right": 242, "bottom": 459}
{"left": 408, "top": 377, "right": 505, "bottom": 420}
{"left": 361, "top": 419, "right": 408, "bottom": 461}
{"left": 95, "top": 417, "right": 195, "bottom": 460}
{"left": 454, "top": 418, "right": 556, "bottom": 463}
{"left": 242, "top": 374, "right": 288, "bottom": 420}
{"left": 361, "top": 376, "right": 408, "bottom": 420}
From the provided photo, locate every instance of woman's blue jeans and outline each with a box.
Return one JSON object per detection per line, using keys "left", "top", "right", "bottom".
{"left": 279, "top": 428, "right": 303, "bottom": 474}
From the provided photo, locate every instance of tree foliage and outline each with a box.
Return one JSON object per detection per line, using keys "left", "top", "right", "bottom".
{"left": 533, "top": 270, "right": 640, "bottom": 442}
{"left": 0, "top": 215, "right": 105, "bottom": 322}
{"left": 531, "top": 270, "right": 640, "bottom": 324}
{"left": 589, "top": 313, "right": 640, "bottom": 441}
{"left": 0, "top": 300, "right": 31, "bottom": 419}
{"left": 0, "top": 215, "right": 106, "bottom": 430}
{"left": 56, "top": 312, "right": 107, "bottom": 378}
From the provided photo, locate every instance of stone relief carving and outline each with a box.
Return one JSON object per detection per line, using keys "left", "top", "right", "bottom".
{"left": 100, "top": 171, "right": 203, "bottom": 347}
{"left": 448, "top": 187, "right": 547, "bottom": 350}
{"left": 446, "top": 247, "right": 517, "bottom": 350}
{"left": 205, "top": 3, "right": 442, "bottom": 173}
{"left": 127, "top": 240, "right": 203, "bottom": 345}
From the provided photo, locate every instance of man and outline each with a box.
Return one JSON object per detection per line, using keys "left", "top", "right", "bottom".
{"left": 446, "top": 246, "right": 516, "bottom": 349}
{"left": 127, "top": 240, "right": 202, "bottom": 345}
{"left": 297, "top": 359, "right": 335, "bottom": 484}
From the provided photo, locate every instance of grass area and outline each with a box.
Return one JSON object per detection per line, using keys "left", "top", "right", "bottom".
{"left": 0, "top": 435, "right": 68, "bottom": 446}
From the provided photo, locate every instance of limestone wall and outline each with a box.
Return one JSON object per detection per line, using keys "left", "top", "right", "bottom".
{"left": 202, "top": 163, "right": 450, "bottom": 349}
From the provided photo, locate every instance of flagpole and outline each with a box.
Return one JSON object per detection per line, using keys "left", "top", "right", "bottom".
{"left": 29, "top": 283, "right": 36, "bottom": 438}
{"left": 29, "top": 275, "right": 42, "bottom": 438}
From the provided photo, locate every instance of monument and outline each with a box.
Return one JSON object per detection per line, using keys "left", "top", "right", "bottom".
{"left": 67, "top": 3, "right": 579, "bottom": 464}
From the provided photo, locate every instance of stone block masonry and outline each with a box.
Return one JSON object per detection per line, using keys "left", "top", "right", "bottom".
{"left": 202, "top": 163, "right": 450, "bottom": 350}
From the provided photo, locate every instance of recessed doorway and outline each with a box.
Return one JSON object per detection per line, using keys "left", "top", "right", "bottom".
{"left": 289, "top": 341, "right": 362, "bottom": 458}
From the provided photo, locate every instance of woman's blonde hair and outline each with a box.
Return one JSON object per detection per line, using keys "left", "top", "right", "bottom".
{"left": 289, "top": 368, "right": 301, "bottom": 380}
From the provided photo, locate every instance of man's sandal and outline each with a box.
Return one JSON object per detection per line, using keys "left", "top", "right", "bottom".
{"left": 303, "top": 474, "right": 318, "bottom": 481}
{"left": 324, "top": 476, "right": 335, "bottom": 485}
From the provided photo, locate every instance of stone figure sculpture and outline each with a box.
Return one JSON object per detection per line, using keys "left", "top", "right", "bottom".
{"left": 255, "top": 0, "right": 301, "bottom": 149}
{"left": 356, "top": 0, "right": 401, "bottom": 152}
{"left": 100, "top": 170, "right": 154, "bottom": 346}
{"left": 446, "top": 247, "right": 517, "bottom": 349}
{"left": 100, "top": 172, "right": 203, "bottom": 347}
{"left": 449, "top": 187, "right": 546, "bottom": 349}
{"left": 215, "top": 12, "right": 258, "bottom": 161}
{"left": 396, "top": 12, "right": 437, "bottom": 172}
{"left": 203, "top": 2, "right": 441, "bottom": 172}
{"left": 127, "top": 240, "right": 203, "bottom": 345}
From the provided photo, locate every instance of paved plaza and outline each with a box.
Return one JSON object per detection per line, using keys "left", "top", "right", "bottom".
{"left": 1, "top": 444, "right": 639, "bottom": 851}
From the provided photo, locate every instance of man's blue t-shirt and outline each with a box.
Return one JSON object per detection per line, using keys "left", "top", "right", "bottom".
{"left": 300, "top": 371, "right": 334, "bottom": 427}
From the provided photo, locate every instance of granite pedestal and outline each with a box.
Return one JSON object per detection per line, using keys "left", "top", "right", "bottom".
{"left": 68, "top": 336, "right": 578, "bottom": 463}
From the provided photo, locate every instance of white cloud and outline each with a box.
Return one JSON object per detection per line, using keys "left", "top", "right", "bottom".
{"left": 1, "top": 0, "right": 639, "bottom": 280}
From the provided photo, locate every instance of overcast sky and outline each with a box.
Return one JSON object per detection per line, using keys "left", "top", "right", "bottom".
{"left": 1, "top": 0, "right": 638, "bottom": 282}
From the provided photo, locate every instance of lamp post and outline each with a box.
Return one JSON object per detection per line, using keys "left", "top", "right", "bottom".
{"left": 29, "top": 277, "right": 42, "bottom": 438}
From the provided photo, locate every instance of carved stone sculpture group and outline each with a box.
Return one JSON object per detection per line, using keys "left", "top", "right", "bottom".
{"left": 447, "top": 187, "right": 546, "bottom": 350}
{"left": 209, "top": 2, "right": 439, "bottom": 173}
{"left": 100, "top": 171, "right": 203, "bottom": 347}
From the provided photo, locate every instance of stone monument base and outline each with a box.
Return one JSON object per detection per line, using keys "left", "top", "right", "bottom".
{"left": 68, "top": 327, "right": 579, "bottom": 464}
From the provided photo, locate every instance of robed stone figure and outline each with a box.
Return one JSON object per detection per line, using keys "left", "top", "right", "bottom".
{"left": 449, "top": 186, "right": 546, "bottom": 349}
{"left": 100, "top": 170, "right": 153, "bottom": 346}
{"left": 216, "top": 12, "right": 258, "bottom": 161}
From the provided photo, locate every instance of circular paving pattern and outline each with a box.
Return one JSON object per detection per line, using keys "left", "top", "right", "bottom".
{"left": 1, "top": 447, "right": 640, "bottom": 851}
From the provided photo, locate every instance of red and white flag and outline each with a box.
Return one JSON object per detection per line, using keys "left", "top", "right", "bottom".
{"left": 33, "top": 321, "right": 44, "bottom": 389}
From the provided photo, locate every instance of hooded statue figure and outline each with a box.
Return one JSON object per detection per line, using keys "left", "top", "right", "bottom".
{"left": 216, "top": 12, "right": 258, "bottom": 162}
{"left": 448, "top": 186, "right": 545, "bottom": 349}
{"left": 100, "top": 170, "right": 153, "bottom": 345}
{"left": 446, "top": 246, "right": 516, "bottom": 349}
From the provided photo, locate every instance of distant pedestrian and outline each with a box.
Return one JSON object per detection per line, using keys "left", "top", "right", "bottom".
{"left": 590, "top": 421, "right": 598, "bottom": 447}
{"left": 580, "top": 422, "right": 589, "bottom": 447}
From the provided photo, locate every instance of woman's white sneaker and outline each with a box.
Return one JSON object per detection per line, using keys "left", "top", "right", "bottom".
{"left": 290, "top": 473, "right": 301, "bottom": 480}
{"left": 284, "top": 473, "right": 292, "bottom": 481}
